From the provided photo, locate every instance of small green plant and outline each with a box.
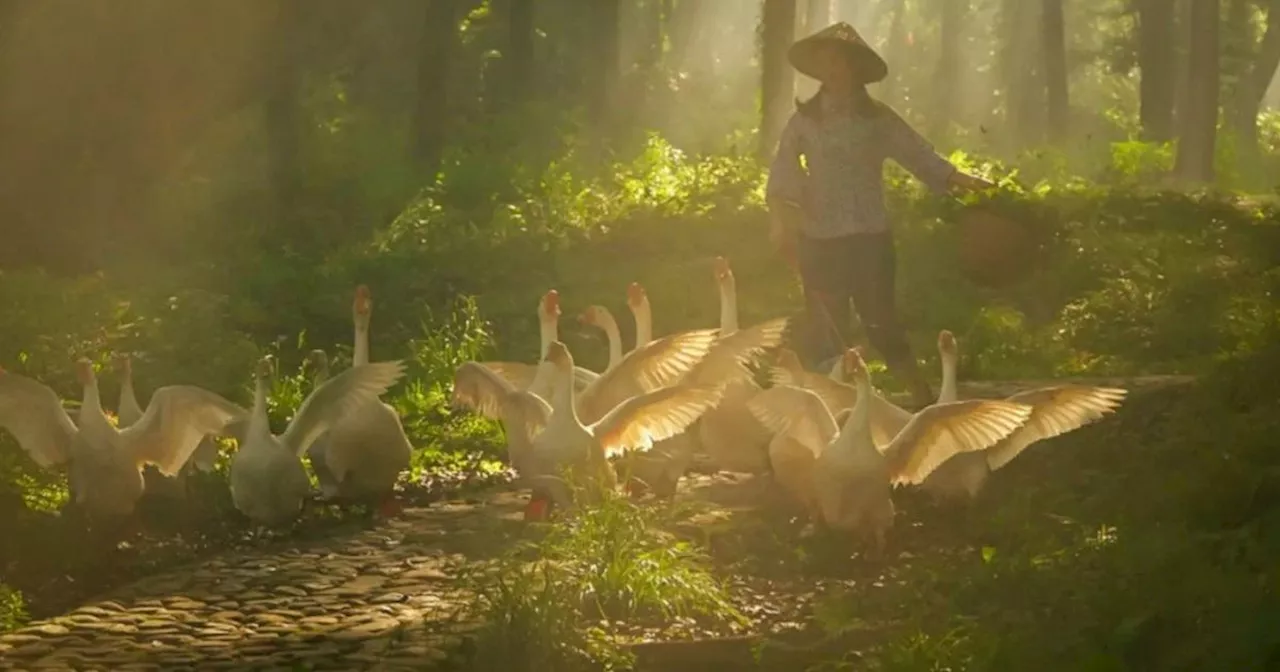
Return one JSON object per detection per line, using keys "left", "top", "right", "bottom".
{"left": 462, "top": 487, "right": 743, "bottom": 670}
{"left": 0, "top": 584, "right": 28, "bottom": 634}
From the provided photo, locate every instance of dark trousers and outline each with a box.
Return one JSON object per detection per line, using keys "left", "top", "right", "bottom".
{"left": 795, "top": 231, "right": 917, "bottom": 376}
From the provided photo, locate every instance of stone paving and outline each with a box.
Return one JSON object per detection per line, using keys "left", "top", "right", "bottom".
{"left": 0, "top": 375, "right": 1196, "bottom": 671}
{"left": 0, "top": 491, "right": 532, "bottom": 672}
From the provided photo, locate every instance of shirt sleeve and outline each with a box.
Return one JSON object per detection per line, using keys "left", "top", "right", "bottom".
{"left": 766, "top": 114, "right": 807, "bottom": 207}
{"left": 883, "top": 108, "right": 956, "bottom": 195}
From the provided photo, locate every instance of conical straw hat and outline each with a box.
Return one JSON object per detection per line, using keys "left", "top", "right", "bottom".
{"left": 788, "top": 22, "right": 888, "bottom": 84}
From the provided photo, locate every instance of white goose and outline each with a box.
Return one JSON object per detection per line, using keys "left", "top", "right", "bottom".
{"left": 308, "top": 285, "right": 414, "bottom": 517}
{"left": 578, "top": 304, "right": 626, "bottom": 371}
{"left": 115, "top": 354, "right": 224, "bottom": 503}
{"left": 694, "top": 256, "right": 782, "bottom": 474}
{"left": 618, "top": 283, "right": 790, "bottom": 496}
{"left": 917, "top": 330, "right": 1128, "bottom": 502}
{"left": 480, "top": 289, "right": 599, "bottom": 399}
{"left": 451, "top": 360, "right": 555, "bottom": 491}
{"left": 0, "top": 359, "right": 248, "bottom": 520}
{"left": 747, "top": 349, "right": 1033, "bottom": 556}
{"left": 521, "top": 340, "right": 722, "bottom": 518}
{"left": 767, "top": 347, "right": 907, "bottom": 446}
{"left": 455, "top": 320, "right": 722, "bottom": 451}
{"left": 300, "top": 349, "right": 339, "bottom": 497}
{"left": 230, "top": 356, "right": 406, "bottom": 527}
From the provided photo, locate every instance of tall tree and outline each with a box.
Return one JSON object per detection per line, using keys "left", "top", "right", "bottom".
{"left": 1137, "top": 0, "right": 1177, "bottom": 141}
{"left": 1228, "top": 0, "right": 1280, "bottom": 164}
{"left": 1174, "top": 0, "right": 1220, "bottom": 182}
{"left": 413, "top": 0, "right": 461, "bottom": 177}
{"left": 265, "top": 0, "right": 304, "bottom": 239}
{"left": 1042, "top": 0, "right": 1068, "bottom": 140}
{"left": 932, "top": 0, "right": 967, "bottom": 134}
{"left": 999, "top": 0, "right": 1043, "bottom": 148}
{"left": 805, "top": 0, "right": 833, "bottom": 32}
{"left": 588, "top": 0, "right": 621, "bottom": 121}
{"left": 760, "top": 0, "right": 797, "bottom": 159}
{"left": 505, "top": 0, "right": 536, "bottom": 105}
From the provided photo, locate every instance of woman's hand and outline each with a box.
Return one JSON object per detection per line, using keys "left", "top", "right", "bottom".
{"left": 948, "top": 171, "right": 996, "bottom": 193}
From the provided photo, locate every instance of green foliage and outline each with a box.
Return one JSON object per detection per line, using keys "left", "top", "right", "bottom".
{"left": 462, "top": 490, "right": 742, "bottom": 671}
{"left": 0, "top": 585, "right": 26, "bottom": 633}
{"left": 808, "top": 346, "right": 1280, "bottom": 670}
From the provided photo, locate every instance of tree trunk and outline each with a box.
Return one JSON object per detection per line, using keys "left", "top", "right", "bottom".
{"left": 805, "top": 0, "right": 833, "bottom": 31}
{"left": 1174, "top": 0, "right": 1220, "bottom": 183}
{"left": 413, "top": 0, "right": 460, "bottom": 176}
{"left": 1137, "top": 0, "right": 1177, "bottom": 141}
{"left": 932, "top": 0, "right": 966, "bottom": 134}
{"left": 505, "top": 0, "right": 535, "bottom": 105}
{"left": 588, "top": 0, "right": 621, "bottom": 122}
{"left": 880, "top": 0, "right": 907, "bottom": 105}
{"left": 760, "top": 0, "right": 797, "bottom": 159}
{"left": 1041, "top": 0, "right": 1068, "bottom": 140}
{"left": 999, "top": 0, "right": 1042, "bottom": 148}
{"left": 265, "top": 0, "right": 304, "bottom": 240}
{"left": 670, "top": 0, "right": 704, "bottom": 73}
{"left": 1229, "top": 0, "right": 1280, "bottom": 164}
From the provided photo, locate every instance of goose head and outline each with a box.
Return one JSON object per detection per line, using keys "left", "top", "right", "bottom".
{"left": 842, "top": 348, "right": 869, "bottom": 385}
{"left": 75, "top": 358, "right": 97, "bottom": 388}
{"left": 305, "top": 349, "right": 330, "bottom": 379}
{"left": 626, "top": 282, "right": 648, "bottom": 311}
{"left": 938, "top": 329, "right": 958, "bottom": 362}
{"left": 255, "top": 356, "right": 275, "bottom": 382}
{"left": 353, "top": 284, "right": 372, "bottom": 327}
{"left": 538, "top": 290, "right": 561, "bottom": 323}
{"left": 111, "top": 353, "right": 133, "bottom": 377}
{"left": 713, "top": 256, "right": 734, "bottom": 287}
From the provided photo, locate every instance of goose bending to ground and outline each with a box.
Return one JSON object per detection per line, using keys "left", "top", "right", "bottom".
{"left": 747, "top": 349, "right": 1033, "bottom": 557}
{"left": 230, "top": 356, "right": 407, "bottom": 527}
{"left": 0, "top": 359, "right": 248, "bottom": 523}
{"left": 480, "top": 290, "right": 599, "bottom": 399}
{"left": 309, "top": 286, "right": 414, "bottom": 518}
{"left": 917, "top": 330, "right": 1128, "bottom": 503}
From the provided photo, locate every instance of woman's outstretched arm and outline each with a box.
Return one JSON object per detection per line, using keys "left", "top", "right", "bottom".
{"left": 883, "top": 109, "right": 992, "bottom": 194}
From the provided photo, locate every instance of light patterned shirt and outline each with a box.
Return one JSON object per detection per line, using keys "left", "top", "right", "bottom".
{"left": 766, "top": 96, "right": 956, "bottom": 239}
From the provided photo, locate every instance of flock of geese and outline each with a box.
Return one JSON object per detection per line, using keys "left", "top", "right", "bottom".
{"left": 450, "top": 257, "right": 1129, "bottom": 555}
{"left": 0, "top": 257, "right": 1128, "bottom": 555}
{"left": 0, "top": 286, "right": 411, "bottom": 533}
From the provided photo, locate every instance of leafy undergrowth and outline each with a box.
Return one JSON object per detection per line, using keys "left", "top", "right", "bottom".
{"left": 684, "top": 349, "right": 1280, "bottom": 670}
{"left": 451, "top": 346, "right": 1280, "bottom": 671}
{"left": 458, "top": 486, "right": 748, "bottom": 671}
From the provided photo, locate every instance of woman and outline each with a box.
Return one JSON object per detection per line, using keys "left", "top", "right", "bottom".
{"left": 766, "top": 22, "right": 992, "bottom": 407}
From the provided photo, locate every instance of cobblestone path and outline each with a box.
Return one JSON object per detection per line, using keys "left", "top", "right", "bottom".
{"left": 0, "top": 491, "right": 531, "bottom": 671}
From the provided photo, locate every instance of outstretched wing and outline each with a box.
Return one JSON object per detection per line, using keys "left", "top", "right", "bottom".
{"left": 685, "top": 317, "right": 789, "bottom": 388}
{"left": 590, "top": 385, "right": 722, "bottom": 458}
{"left": 123, "top": 385, "right": 248, "bottom": 476}
{"left": 986, "top": 386, "right": 1127, "bottom": 471}
{"left": 0, "top": 370, "right": 78, "bottom": 468}
{"left": 280, "top": 361, "right": 407, "bottom": 457}
{"left": 576, "top": 328, "right": 720, "bottom": 423}
{"left": 884, "top": 399, "right": 1033, "bottom": 486}
{"left": 745, "top": 385, "right": 839, "bottom": 458}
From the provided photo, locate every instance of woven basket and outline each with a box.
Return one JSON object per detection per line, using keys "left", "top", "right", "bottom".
{"left": 955, "top": 205, "right": 1041, "bottom": 289}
